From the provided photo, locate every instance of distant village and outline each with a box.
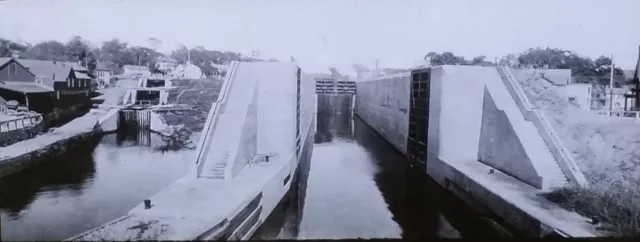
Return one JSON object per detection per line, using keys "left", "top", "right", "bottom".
{"left": 0, "top": 36, "right": 639, "bottom": 147}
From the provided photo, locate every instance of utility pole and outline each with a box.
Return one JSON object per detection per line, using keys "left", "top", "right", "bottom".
{"left": 609, "top": 54, "right": 615, "bottom": 116}
{"left": 187, "top": 48, "right": 191, "bottom": 64}
{"left": 634, "top": 46, "right": 640, "bottom": 111}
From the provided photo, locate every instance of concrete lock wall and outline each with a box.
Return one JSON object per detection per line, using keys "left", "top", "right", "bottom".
{"left": 355, "top": 72, "right": 411, "bottom": 154}
{"left": 433, "top": 66, "right": 552, "bottom": 189}
{"left": 316, "top": 94, "right": 353, "bottom": 114}
{"left": 357, "top": 65, "right": 551, "bottom": 189}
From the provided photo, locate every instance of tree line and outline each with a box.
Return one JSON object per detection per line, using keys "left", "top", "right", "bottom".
{"left": 424, "top": 47, "right": 631, "bottom": 85}
{"left": 0, "top": 36, "right": 259, "bottom": 77}
{"left": 1, "top": 36, "right": 633, "bottom": 84}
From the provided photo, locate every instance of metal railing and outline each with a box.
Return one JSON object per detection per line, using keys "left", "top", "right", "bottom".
{"left": 194, "top": 61, "right": 239, "bottom": 178}
{"left": 0, "top": 114, "right": 43, "bottom": 133}
{"left": 498, "top": 66, "right": 588, "bottom": 188}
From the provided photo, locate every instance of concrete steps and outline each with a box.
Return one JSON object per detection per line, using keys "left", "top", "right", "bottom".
{"left": 520, "top": 123, "right": 569, "bottom": 189}
{"left": 496, "top": 66, "right": 575, "bottom": 190}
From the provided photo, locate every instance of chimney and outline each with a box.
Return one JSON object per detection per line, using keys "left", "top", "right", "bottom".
{"left": 10, "top": 53, "right": 19, "bottom": 59}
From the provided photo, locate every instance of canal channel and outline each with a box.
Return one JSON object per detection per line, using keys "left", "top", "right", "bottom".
{"left": 1, "top": 112, "right": 507, "bottom": 241}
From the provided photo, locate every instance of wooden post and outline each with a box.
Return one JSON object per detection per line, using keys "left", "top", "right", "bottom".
{"left": 24, "top": 94, "right": 30, "bottom": 111}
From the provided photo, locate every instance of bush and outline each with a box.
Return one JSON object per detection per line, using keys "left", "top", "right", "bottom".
{"left": 544, "top": 187, "right": 640, "bottom": 236}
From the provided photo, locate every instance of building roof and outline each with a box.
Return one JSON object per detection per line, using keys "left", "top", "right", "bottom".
{"left": 21, "top": 61, "right": 72, "bottom": 87}
{"left": 123, "top": 65, "right": 150, "bottom": 71}
{"left": 157, "top": 56, "right": 178, "bottom": 63}
{"left": 0, "top": 82, "right": 54, "bottom": 93}
{"left": 0, "top": 57, "right": 12, "bottom": 67}
{"left": 16, "top": 59, "right": 76, "bottom": 83}
{"left": 74, "top": 71, "right": 91, "bottom": 79}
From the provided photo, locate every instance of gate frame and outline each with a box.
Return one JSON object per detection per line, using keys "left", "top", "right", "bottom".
{"left": 407, "top": 68, "right": 431, "bottom": 172}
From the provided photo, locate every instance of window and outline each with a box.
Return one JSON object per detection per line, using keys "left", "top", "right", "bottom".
{"left": 9, "top": 63, "right": 18, "bottom": 75}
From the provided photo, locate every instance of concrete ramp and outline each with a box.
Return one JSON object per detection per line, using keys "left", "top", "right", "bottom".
{"left": 495, "top": 66, "right": 587, "bottom": 188}
{"left": 194, "top": 61, "right": 303, "bottom": 180}
{"left": 428, "top": 65, "right": 586, "bottom": 191}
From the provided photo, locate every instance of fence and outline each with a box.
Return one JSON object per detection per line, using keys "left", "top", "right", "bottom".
{"left": 315, "top": 79, "right": 356, "bottom": 95}
{"left": 0, "top": 114, "right": 43, "bottom": 133}
{"left": 594, "top": 110, "right": 640, "bottom": 123}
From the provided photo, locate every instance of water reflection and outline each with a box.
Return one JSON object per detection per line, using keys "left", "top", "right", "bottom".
{"left": 254, "top": 107, "right": 532, "bottom": 239}
{"left": 0, "top": 136, "right": 101, "bottom": 217}
{"left": 0, "top": 131, "right": 193, "bottom": 241}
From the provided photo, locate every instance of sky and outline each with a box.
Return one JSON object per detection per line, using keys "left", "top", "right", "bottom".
{"left": 1, "top": 0, "right": 639, "bottom": 74}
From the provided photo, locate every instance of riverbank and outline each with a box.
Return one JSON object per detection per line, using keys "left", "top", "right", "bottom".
{"left": 512, "top": 70, "right": 640, "bottom": 236}
{"left": 0, "top": 110, "right": 104, "bottom": 179}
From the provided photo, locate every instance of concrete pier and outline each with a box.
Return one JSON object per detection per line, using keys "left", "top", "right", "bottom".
{"left": 354, "top": 65, "right": 601, "bottom": 238}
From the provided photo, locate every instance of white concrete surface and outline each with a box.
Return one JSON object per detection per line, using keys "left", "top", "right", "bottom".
{"left": 354, "top": 72, "right": 411, "bottom": 154}
{"left": 499, "top": 67, "right": 586, "bottom": 188}
{"left": 70, "top": 61, "right": 317, "bottom": 241}
{"left": 97, "top": 108, "right": 120, "bottom": 133}
{"left": 426, "top": 157, "right": 602, "bottom": 237}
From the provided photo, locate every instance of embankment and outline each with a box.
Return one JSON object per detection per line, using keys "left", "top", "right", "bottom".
{"left": 0, "top": 110, "right": 111, "bottom": 179}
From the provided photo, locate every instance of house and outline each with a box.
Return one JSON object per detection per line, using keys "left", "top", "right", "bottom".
{"left": 537, "top": 69, "right": 594, "bottom": 111}
{"left": 122, "top": 65, "right": 151, "bottom": 78}
{"left": 565, "top": 83, "right": 593, "bottom": 111}
{"left": 171, "top": 62, "right": 203, "bottom": 79}
{"left": 95, "top": 62, "right": 112, "bottom": 88}
{"left": 17, "top": 59, "right": 93, "bottom": 94}
{"left": 0, "top": 58, "right": 56, "bottom": 113}
{"left": 156, "top": 56, "right": 179, "bottom": 73}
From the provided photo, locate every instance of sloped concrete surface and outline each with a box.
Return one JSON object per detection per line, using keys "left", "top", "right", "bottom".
{"left": 70, "top": 61, "right": 317, "bottom": 241}
{"left": 478, "top": 87, "right": 543, "bottom": 188}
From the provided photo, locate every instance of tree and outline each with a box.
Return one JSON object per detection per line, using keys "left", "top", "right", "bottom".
{"left": 516, "top": 48, "right": 625, "bottom": 85}
{"left": 100, "top": 39, "right": 133, "bottom": 67}
{"left": 471, "top": 55, "right": 486, "bottom": 65}
{"left": 424, "top": 51, "right": 469, "bottom": 66}
{"left": 0, "top": 38, "right": 29, "bottom": 57}
{"left": 21, "top": 40, "right": 67, "bottom": 61}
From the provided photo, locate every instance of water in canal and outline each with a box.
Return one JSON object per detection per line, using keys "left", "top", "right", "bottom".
{"left": 1, "top": 111, "right": 507, "bottom": 241}
{"left": 254, "top": 111, "right": 511, "bottom": 240}
{"left": 0, "top": 130, "right": 193, "bottom": 241}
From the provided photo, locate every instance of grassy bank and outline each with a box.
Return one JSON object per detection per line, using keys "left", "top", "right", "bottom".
{"left": 162, "top": 78, "right": 223, "bottom": 131}
{"left": 544, "top": 187, "right": 640, "bottom": 236}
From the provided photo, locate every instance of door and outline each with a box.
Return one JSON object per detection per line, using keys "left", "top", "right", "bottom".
{"left": 407, "top": 69, "right": 430, "bottom": 172}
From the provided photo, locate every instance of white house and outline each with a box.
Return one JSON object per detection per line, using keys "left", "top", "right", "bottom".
{"left": 565, "top": 83, "right": 593, "bottom": 111}
{"left": 156, "top": 56, "right": 179, "bottom": 73}
{"left": 95, "top": 63, "right": 111, "bottom": 88}
{"left": 171, "top": 63, "right": 203, "bottom": 79}
{"left": 122, "top": 65, "right": 151, "bottom": 78}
